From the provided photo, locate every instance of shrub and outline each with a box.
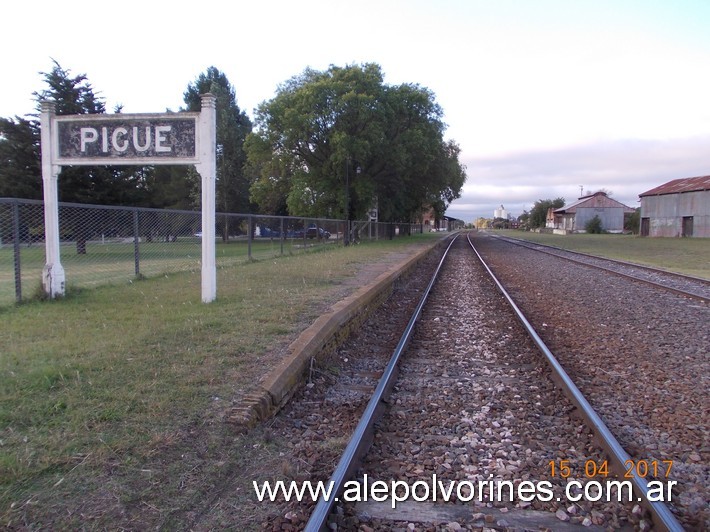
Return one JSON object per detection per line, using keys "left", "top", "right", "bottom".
{"left": 585, "top": 215, "right": 604, "bottom": 234}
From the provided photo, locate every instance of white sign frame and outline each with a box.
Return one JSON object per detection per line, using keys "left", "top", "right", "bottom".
{"left": 40, "top": 94, "right": 217, "bottom": 303}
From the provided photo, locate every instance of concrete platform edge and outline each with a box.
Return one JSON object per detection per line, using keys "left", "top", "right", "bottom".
{"left": 226, "top": 238, "right": 446, "bottom": 430}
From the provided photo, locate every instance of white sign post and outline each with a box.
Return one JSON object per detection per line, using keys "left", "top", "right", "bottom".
{"left": 196, "top": 96, "right": 216, "bottom": 302}
{"left": 40, "top": 93, "right": 218, "bottom": 303}
{"left": 40, "top": 101, "right": 65, "bottom": 298}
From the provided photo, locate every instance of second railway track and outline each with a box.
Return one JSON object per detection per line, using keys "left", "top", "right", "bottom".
{"left": 257, "top": 231, "right": 706, "bottom": 531}
{"left": 487, "top": 232, "right": 710, "bottom": 303}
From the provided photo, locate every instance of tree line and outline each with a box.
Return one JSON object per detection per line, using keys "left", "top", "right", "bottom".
{"left": 0, "top": 61, "right": 465, "bottom": 226}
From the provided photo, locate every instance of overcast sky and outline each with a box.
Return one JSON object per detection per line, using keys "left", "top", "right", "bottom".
{"left": 2, "top": 0, "right": 709, "bottom": 221}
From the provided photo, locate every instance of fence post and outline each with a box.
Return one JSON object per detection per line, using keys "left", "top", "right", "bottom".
{"left": 12, "top": 200, "right": 21, "bottom": 302}
{"left": 248, "top": 215, "right": 253, "bottom": 260}
{"left": 133, "top": 209, "right": 140, "bottom": 277}
{"left": 280, "top": 217, "right": 284, "bottom": 255}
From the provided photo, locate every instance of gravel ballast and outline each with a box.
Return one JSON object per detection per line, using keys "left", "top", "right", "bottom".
{"left": 259, "top": 232, "right": 707, "bottom": 530}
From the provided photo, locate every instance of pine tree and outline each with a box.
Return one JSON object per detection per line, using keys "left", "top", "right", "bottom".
{"left": 0, "top": 116, "right": 41, "bottom": 199}
{"left": 183, "top": 67, "right": 253, "bottom": 239}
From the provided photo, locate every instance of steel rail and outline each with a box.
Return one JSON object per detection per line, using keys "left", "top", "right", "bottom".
{"left": 304, "top": 235, "right": 459, "bottom": 531}
{"left": 466, "top": 232, "right": 683, "bottom": 532}
{"left": 493, "top": 232, "right": 710, "bottom": 285}
{"left": 489, "top": 233, "right": 710, "bottom": 303}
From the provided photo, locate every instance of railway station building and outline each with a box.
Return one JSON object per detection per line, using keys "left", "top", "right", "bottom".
{"left": 419, "top": 208, "right": 464, "bottom": 232}
{"left": 547, "top": 191, "right": 635, "bottom": 233}
{"left": 638, "top": 175, "right": 710, "bottom": 237}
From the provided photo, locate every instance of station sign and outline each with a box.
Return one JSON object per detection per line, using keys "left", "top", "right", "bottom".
{"left": 54, "top": 114, "right": 199, "bottom": 165}
{"left": 40, "top": 95, "right": 217, "bottom": 303}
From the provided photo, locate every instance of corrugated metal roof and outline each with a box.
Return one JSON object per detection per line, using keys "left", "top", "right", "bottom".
{"left": 554, "top": 196, "right": 588, "bottom": 212}
{"left": 639, "top": 175, "right": 710, "bottom": 197}
{"left": 554, "top": 191, "right": 635, "bottom": 213}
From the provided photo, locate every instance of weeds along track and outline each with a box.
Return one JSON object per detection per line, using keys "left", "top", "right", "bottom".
{"left": 256, "top": 232, "right": 704, "bottom": 531}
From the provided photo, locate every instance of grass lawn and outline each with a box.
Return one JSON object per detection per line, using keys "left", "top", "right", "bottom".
{"left": 0, "top": 233, "right": 441, "bottom": 529}
{"left": 493, "top": 229, "right": 710, "bottom": 279}
{"left": 0, "top": 236, "right": 335, "bottom": 307}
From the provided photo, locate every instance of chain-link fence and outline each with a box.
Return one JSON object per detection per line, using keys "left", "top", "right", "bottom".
{"left": 0, "top": 198, "right": 423, "bottom": 306}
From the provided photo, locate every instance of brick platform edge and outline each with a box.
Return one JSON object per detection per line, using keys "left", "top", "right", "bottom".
{"left": 226, "top": 237, "right": 448, "bottom": 431}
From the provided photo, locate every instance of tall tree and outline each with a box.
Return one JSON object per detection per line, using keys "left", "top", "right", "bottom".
{"left": 0, "top": 116, "right": 41, "bottom": 199}
{"left": 33, "top": 60, "right": 105, "bottom": 115}
{"left": 182, "top": 67, "right": 253, "bottom": 239}
{"left": 31, "top": 60, "right": 149, "bottom": 207}
{"left": 1, "top": 61, "right": 155, "bottom": 252}
{"left": 245, "top": 63, "right": 465, "bottom": 223}
{"left": 529, "top": 197, "right": 565, "bottom": 229}
{"left": 140, "top": 165, "right": 195, "bottom": 211}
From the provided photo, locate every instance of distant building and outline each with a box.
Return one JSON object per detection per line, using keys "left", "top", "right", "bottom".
{"left": 549, "top": 192, "right": 635, "bottom": 233}
{"left": 545, "top": 207, "right": 556, "bottom": 228}
{"left": 494, "top": 204, "right": 507, "bottom": 219}
{"left": 475, "top": 217, "right": 489, "bottom": 229}
{"left": 440, "top": 215, "right": 465, "bottom": 231}
{"left": 419, "top": 208, "right": 464, "bottom": 232}
{"left": 420, "top": 207, "right": 437, "bottom": 231}
{"left": 639, "top": 175, "right": 710, "bottom": 237}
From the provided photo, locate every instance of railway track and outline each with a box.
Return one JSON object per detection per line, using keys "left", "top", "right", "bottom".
{"left": 487, "top": 232, "right": 710, "bottom": 303}
{"left": 299, "top": 233, "right": 692, "bottom": 531}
